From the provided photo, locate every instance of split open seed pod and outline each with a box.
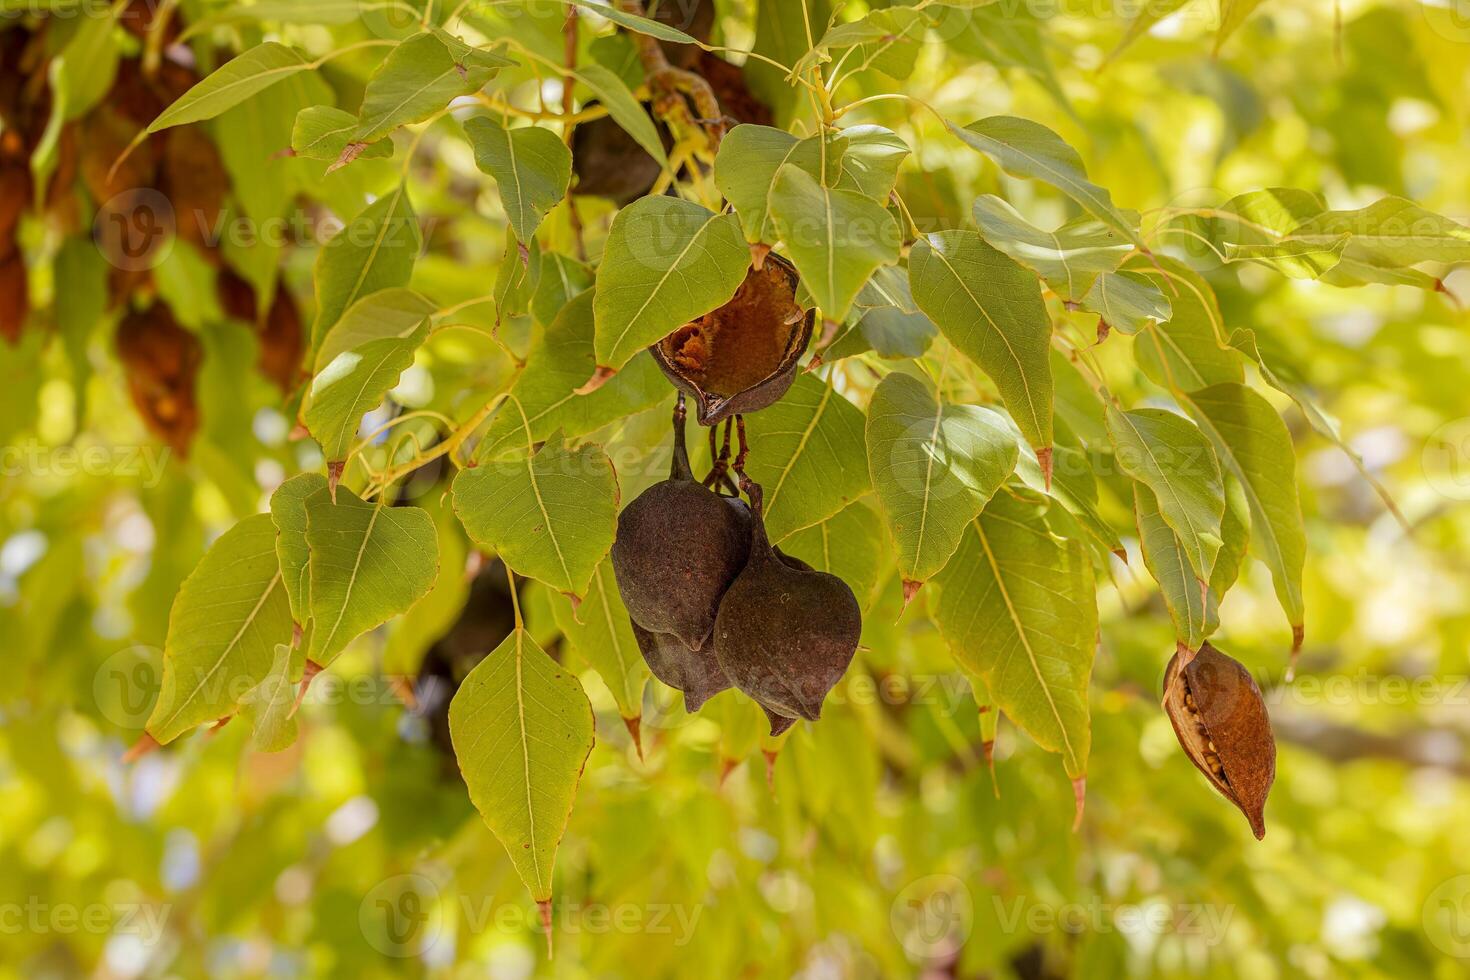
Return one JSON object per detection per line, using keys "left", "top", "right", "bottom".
{"left": 1162, "top": 642, "right": 1276, "bottom": 839}
{"left": 651, "top": 254, "right": 815, "bottom": 426}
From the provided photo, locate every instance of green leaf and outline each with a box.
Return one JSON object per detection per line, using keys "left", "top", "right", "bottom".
{"left": 1080, "top": 271, "right": 1171, "bottom": 334}
{"left": 453, "top": 435, "right": 619, "bottom": 600}
{"left": 951, "top": 117, "right": 1145, "bottom": 249}
{"left": 1229, "top": 326, "right": 1404, "bottom": 527}
{"left": 304, "top": 487, "right": 440, "bottom": 667}
{"left": 1105, "top": 406, "right": 1224, "bottom": 581}
{"left": 149, "top": 43, "right": 312, "bottom": 132}
{"left": 714, "top": 125, "right": 844, "bottom": 244}
{"left": 834, "top": 125, "right": 910, "bottom": 200}
{"left": 780, "top": 501, "right": 887, "bottom": 613}
{"left": 1134, "top": 483, "right": 1208, "bottom": 650}
{"left": 314, "top": 287, "right": 436, "bottom": 375}
{"left": 591, "top": 197, "right": 749, "bottom": 370}
{"left": 477, "top": 291, "right": 668, "bottom": 461}
{"left": 464, "top": 116, "right": 572, "bottom": 242}
{"left": 769, "top": 165, "right": 900, "bottom": 321}
{"left": 305, "top": 327, "right": 425, "bottom": 464}
{"left": 239, "top": 643, "right": 302, "bottom": 752}
{"left": 971, "top": 195, "right": 1132, "bottom": 300}
{"left": 933, "top": 492, "right": 1095, "bottom": 778}
{"left": 311, "top": 183, "right": 420, "bottom": 349}
{"left": 1217, "top": 0, "right": 1266, "bottom": 51}
{"left": 572, "top": 63, "right": 668, "bottom": 172}
{"left": 1183, "top": 383, "right": 1306, "bottom": 639}
{"left": 291, "top": 105, "right": 393, "bottom": 161}
{"left": 146, "top": 514, "right": 294, "bottom": 743}
{"left": 741, "top": 373, "right": 870, "bottom": 542}
{"left": 866, "top": 373, "right": 1018, "bottom": 588}
{"left": 449, "top": 627, "right": 594, "bottom": 903}
{"left": 550, "top": 558, "right": 649, "bottom": 723}
{"left": 571, "top": 0, "right": 699, "bottom": 43}
{"left": 384, "top": 496, "right": 471, "bottom": 677}
{"left": 270, "top": 472, "right": 329, "bottom": 625}
{"left": 796, "top": 8, "right": 930, "bottom": 78}
{"left": 352, "top": 32, "right": 513, "bottom": 143}
{"left": 531, "top": 252, "right": 595, "bottom": 327}
{"left": 1132, "top": 259, "right": 1243, "bottom": 391}
{"left": 908, "top": 231, "right": 1053, "bottom": 452}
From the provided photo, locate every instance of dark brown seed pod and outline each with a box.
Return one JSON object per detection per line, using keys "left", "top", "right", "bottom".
{"left": 116, "top": 302, "right": 202, "bottom": 457}
{"left": 610, "top": 400, "right": 751, "bottom": 650}
{"left": 0, "top": 247, "right": 28, "bottom": 345}
{"left": 630, "top": 620, "right": 730, "bottom": 713}
{"left": 1162, "top": 642, "right": 1276, "bottom": 839}
{"left": 713, "top": 481, "right": 861, "bottom": 733}
{"left": 570, "top": 111, "right": 671, "bottom": 207}
{"left": 650, "top": 255, "right": 814, "bottom": 426}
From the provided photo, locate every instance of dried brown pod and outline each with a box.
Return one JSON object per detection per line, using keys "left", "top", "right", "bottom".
{"left": 630, "top": 620, "right": 730, "bottom": 713}
{"left": 611, "top": 399, "right": 751, "bottom": 651}
{"left": 570, "top": 111, "right": 672, "bottom": 206}
{"left": 258, "top": 282, "right": 305, "bottom": 392}
{"left": 161, "top": 126, "right": 228, "bottom": 256}
{"left": 115, "top": 302, "right": 202, "bottom": 457}
{"left": 216, "top": 267, "right": 258, "bottom": 324}
{"left": 0, "top": 163, "right": 31, "bottom": 246}
{"left": 79, "top": 108, "right": 159, "bottom": 205}
{"left": 1162, "top": 642, "right": 1276, "bottom": 839}
{"left": 650, "top": 0, "right": 716, "bottom": 68}
{"left": 0, "top": 248, "right": 28, "bottom": 345}
{"left": 651, "top": 255, "right": 813, "bottom": 425}
{"left": 713, "top": 480, "right": 861, "bottom": 733}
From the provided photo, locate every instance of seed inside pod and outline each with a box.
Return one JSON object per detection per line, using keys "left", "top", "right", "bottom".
{"left": 1162, "top": 642, "right": 1276, "bottom": 839}
{"left": 651, "top": 255, "right": 815, "bottom": 425}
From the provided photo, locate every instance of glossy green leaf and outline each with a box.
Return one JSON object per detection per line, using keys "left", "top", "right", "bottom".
{"left": 311, "top": 183, "right": 420, "bottom": 349}
{"left": 352, "top": 32, "right": 513, "bottom": 143}
{"left": 866, "top": 373, "right": 1018, "bottom": 588}
{"left": 291, "top": 105, "right": 393, "bottom": 162}
{"left": 1132, "top": 260, "right": 1243, "bottom": 391}
{"left": 550, "top": 558, "right": 649, "bottom": 723}
{"left": 1081, "top": 271, "right": 1171, "bottom": 334}
{"left": 572, "top": 63, "right": 668, "bottom": 171}
{"left": 908, "top": 231, "right": 1053, "bottom": 452}
{"left": 305, "top": 487, "right": 440, "bottom": 666}
{"left": 592, "top": 197, "right": 749, "bottom": 370}
{"left": 270, "top": 472, "right": 329, "bottom": 624}
{"left": 741, "top": 373, "right": 870, "bottom": 542}
{"left": 305, "top": 327, "right": 425, "bottom": 464}
{"left": 933, "top": 492, "right": 1096, "bottom": 778}
{"left": 148, "top": 43, "right": 311, "bottom": 132}
{"left": 314, "top": 287, "right": 436, "bottom": 375}
{"left": 1134, "top": 482, "right": 1208, "bottom": 650}
{"left": 449, "top": 627, "right": 594, "bottom": 903}
{"left": 1106, "top": 406, "right": 1224, "bottom": 581}
{"left": 951, "top": 117, "right": 1145, "bottom": 248}
{"left": 239, "top": 643, "right": 302, "bottom": 752}
{"left": 768, "top": 164, "right": 900, "bottom": 321}
{"left": 146, "top": 514, "right": 293, "bottom": 743}
{"left": 971, "top": 195, "right": 1132, "bottom": 300}
{"left": 1183, "top": 382, "right": 1306, "bottom": 638}
{"left": 477, "top": 291, "right": 667, "bottom": 461}
{"left": 714, "top": 125, "right": 843, "bottom": 244}
{"left": 453, "top": 435, "right": 619, "bottom": 600}
{"left": 465, "top": 117, "right": 572, "bottom": 242}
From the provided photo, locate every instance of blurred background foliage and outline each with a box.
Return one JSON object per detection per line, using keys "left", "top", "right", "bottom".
{"left": 3, "top": 0, "right": 1470, "bottom": 977}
